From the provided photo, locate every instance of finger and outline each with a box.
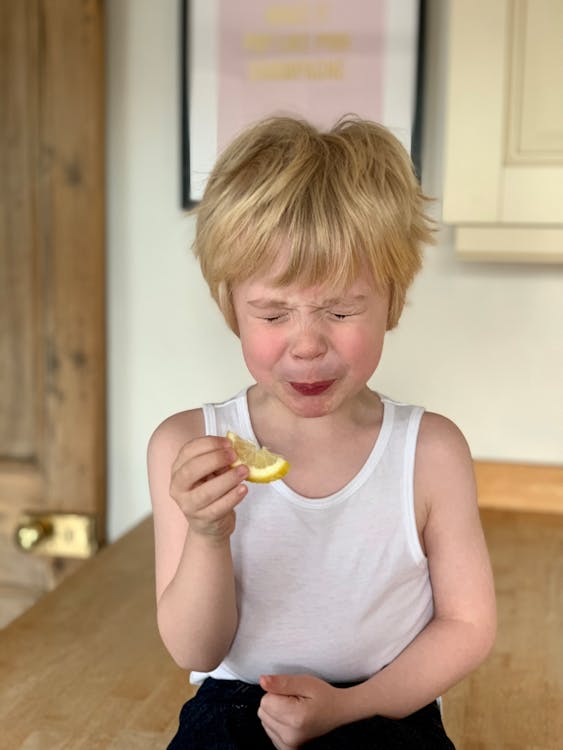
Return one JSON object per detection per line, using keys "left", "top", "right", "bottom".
{"left": 173, "top": 443, "right": 234, "bottom": 483}
{"left": 172, "top": 435, "right": 232, "bottom": 470}
{"left": 207, "top": 463, "right": 235, "bottom": 479}
{"left": 260, "top": 716, "right": 293, "bottom": 750}
{"left": 171, "top": 435, "right": 232, "bottom": 473}
{"left": 261, "top": 673, "right": 312, "bottom": 697}
{"left": 259, "top": 692, "right": 300, "bottom": 726}
{"left": 188, "top": 465, "right": 249, "bottom": 512}
{"left": 171, "top": 446, "right": 236, "bottom": 493}
{"left": 194, "top": 477, "right": 249, "bottom": 520}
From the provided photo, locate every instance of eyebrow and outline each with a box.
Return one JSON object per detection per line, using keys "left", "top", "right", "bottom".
{"left": 247, "top": 295, "right": 368, "bottom": 309}
{"left": 247, "top": 299, "right": 289, "bottom": 309}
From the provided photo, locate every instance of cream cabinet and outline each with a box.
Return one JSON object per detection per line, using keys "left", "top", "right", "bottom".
{"left": 442, "top": 0, "right": 563, "bottom": 261}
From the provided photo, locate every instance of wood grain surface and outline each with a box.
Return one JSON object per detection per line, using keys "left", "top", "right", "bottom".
{"left": 443, "top": 509, "right": 563, "bottom": 750}
{"left": 475, "top": 461, "right": 563, "bottom": 515}
{"left": 0, "top": 0, "right": 106, "bottom": 627}
{"left": 0, "top": 518, "right": 193, "bottom": 749}
{"left": 0, "top": 509, "right": 561, "bottom": 749}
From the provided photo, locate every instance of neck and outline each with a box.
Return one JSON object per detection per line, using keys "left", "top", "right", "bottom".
{"left": 247, "top": 384, "right": 382, "bottom": 446}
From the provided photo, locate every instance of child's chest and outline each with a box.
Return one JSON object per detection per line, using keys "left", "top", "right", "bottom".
{"left": 274, "top": 432, "right": 428, "bottom": 552}
{"left": 276, "top": 430, "right": 379, "bottom": 499}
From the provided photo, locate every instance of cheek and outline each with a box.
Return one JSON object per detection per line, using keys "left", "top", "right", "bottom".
{"left": 239, "top": 329, "right": 284, "bottom": 376}
{"left": 341, "top": 329, "right": 385, "bottom": 376}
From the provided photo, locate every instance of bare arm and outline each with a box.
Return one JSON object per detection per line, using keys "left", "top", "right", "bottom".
{"left": 338, "top": 413, "right": 497, "bottom": 720}
{"left": 147, "top": 410, "right": 249, "bottom": 670}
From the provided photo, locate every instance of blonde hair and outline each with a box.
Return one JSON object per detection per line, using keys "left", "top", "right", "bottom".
{"left": 192, "top": 116, "right": 435, "bottom": 332}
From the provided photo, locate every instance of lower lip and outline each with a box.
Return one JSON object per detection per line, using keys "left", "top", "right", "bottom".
{"left": 289, "top": 381, "right": 335, "bottom": 396}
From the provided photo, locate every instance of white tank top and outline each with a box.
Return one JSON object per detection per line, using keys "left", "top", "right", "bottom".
{"left": 190, "top": 388, "right": 433, "bottom": 686}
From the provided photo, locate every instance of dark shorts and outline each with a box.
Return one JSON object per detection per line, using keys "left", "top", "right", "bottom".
{"left": 167, "top": 677, "right": 456, "bottom": 749}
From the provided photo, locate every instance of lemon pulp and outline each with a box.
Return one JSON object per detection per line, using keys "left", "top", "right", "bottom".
{"left": 227, "top": 431, "right": 290, "bottom": 483}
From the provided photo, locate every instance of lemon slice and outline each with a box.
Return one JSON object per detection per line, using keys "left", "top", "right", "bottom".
{"left": 227, "top": 431, "right": 290, "bottom": 483}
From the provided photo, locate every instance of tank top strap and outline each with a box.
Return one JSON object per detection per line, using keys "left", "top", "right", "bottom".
{"left": 203, "top": 388, "right": 250, "bottom": 438}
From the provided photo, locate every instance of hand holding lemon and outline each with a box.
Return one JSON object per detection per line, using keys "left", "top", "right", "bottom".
{"left": 168, "top": 432, "right": 289, "bottom": 542}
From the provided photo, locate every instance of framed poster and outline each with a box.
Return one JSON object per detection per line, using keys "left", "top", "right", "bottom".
{"left": 182, "top": 0, "right": 424, "bottom": 208}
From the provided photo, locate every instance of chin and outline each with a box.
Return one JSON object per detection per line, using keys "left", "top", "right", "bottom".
{"left": 291, "top": 402, "right": 334, "bottom": 419}
{"left": 282, "top": 389, "right": 339, "bottom": 419}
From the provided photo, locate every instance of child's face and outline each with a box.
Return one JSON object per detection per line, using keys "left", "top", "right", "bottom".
{"left": 231, "top": 267, "right": 389, "bottom": 419}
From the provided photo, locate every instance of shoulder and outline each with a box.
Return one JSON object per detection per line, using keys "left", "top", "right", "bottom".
{"left": 415, "top": 411, "right": 476, "bottom": 512}
{"left": 147, "top": 408, "right": 206, "bottom": 526}
{"left": 147, "top": 408, "right": 205, "bottom": 471}
{"left": 417, "top": 411, "right": 472, "bottom": 464}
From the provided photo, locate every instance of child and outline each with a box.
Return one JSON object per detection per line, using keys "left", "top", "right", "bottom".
{"left": 148, "top": 116, "right": 496, "bottom": 749}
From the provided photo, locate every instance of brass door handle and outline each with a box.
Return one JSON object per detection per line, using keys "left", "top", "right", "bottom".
{"left": 15, "top": 520, "right": 54, "bottom": 551}
{"left": 14, "top": 513, "right": 98, "bottom": 558}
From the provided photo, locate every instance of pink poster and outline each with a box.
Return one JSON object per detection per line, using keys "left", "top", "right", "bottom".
{"left": 217, "top": 0, "right": 385, "bottom": 151}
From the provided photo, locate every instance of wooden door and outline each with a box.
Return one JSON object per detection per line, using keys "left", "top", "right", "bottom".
{"left": 0, "top": 0, "right": 105, "bottom": 627}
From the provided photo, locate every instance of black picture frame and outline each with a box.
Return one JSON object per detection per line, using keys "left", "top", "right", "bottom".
{"left": 180, "top": 0, "right": 425, "bottom": 209}
{"left": 180, "top": 0, "right": 194, "bottom": 209}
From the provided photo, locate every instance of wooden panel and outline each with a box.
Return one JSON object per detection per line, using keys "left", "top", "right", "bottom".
{"left": 0, "top": 465, "right": 48, "bottom": 626}
{"left": 0, "top": 0, "right": 49, "bottom": 625}
{"left": 0, "top": 0, "right": 40, "bottom": 460}
{"left": 0, "top": 0, "right": 106, "bottom": 628}
{"left": 38, "top": 0, "right": 106, "bottom": 521}
{"left": 475, "top": 460, "right": 563, "bottom": 514}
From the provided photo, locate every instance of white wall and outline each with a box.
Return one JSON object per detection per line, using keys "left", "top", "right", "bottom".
{"left": 106, "top": 0, "right": 252, "bottom": 541}
{"left": 106, "top": 0, "right": 563, "bottom": 542}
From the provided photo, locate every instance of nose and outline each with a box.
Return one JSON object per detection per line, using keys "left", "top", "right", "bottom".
{"left": 289, "top": 323, "right": 328, "bottom": 360}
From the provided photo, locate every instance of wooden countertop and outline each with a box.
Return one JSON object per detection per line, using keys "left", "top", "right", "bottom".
{"left": 0, "top": 517, "right": 194, "bottom": 750}
{"left": 1, "top": 509, "right": 561, "bottom": 749}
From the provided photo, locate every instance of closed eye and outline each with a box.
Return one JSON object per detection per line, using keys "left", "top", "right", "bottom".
{"left": 330, "top": 312, "right": 354, "bottom": 320}
{"left": 261, "top": 314, "right": 286, "bottom": 323}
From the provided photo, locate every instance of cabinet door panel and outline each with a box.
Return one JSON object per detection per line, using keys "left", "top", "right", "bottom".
{"left": 502, "top": 168, "right": 563, "bottom": 223}
{"left": 508, "top": 0, "right": 563, "bottom": 161}
{"left": 443, "top": 0, "right": 563, "bottom": 259}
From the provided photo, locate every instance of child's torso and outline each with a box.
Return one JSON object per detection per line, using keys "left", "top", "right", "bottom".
{"left": 190, "top": 388, "right": 434, "bottom": 686}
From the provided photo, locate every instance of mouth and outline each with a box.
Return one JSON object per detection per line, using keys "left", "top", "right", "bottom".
{"left": 289, "top": 380, "right": 335, "bottom": 396}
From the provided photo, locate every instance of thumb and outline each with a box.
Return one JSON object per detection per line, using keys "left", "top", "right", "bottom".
{"left": 260, "top": 673, "right": 312, "bottom": 696}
